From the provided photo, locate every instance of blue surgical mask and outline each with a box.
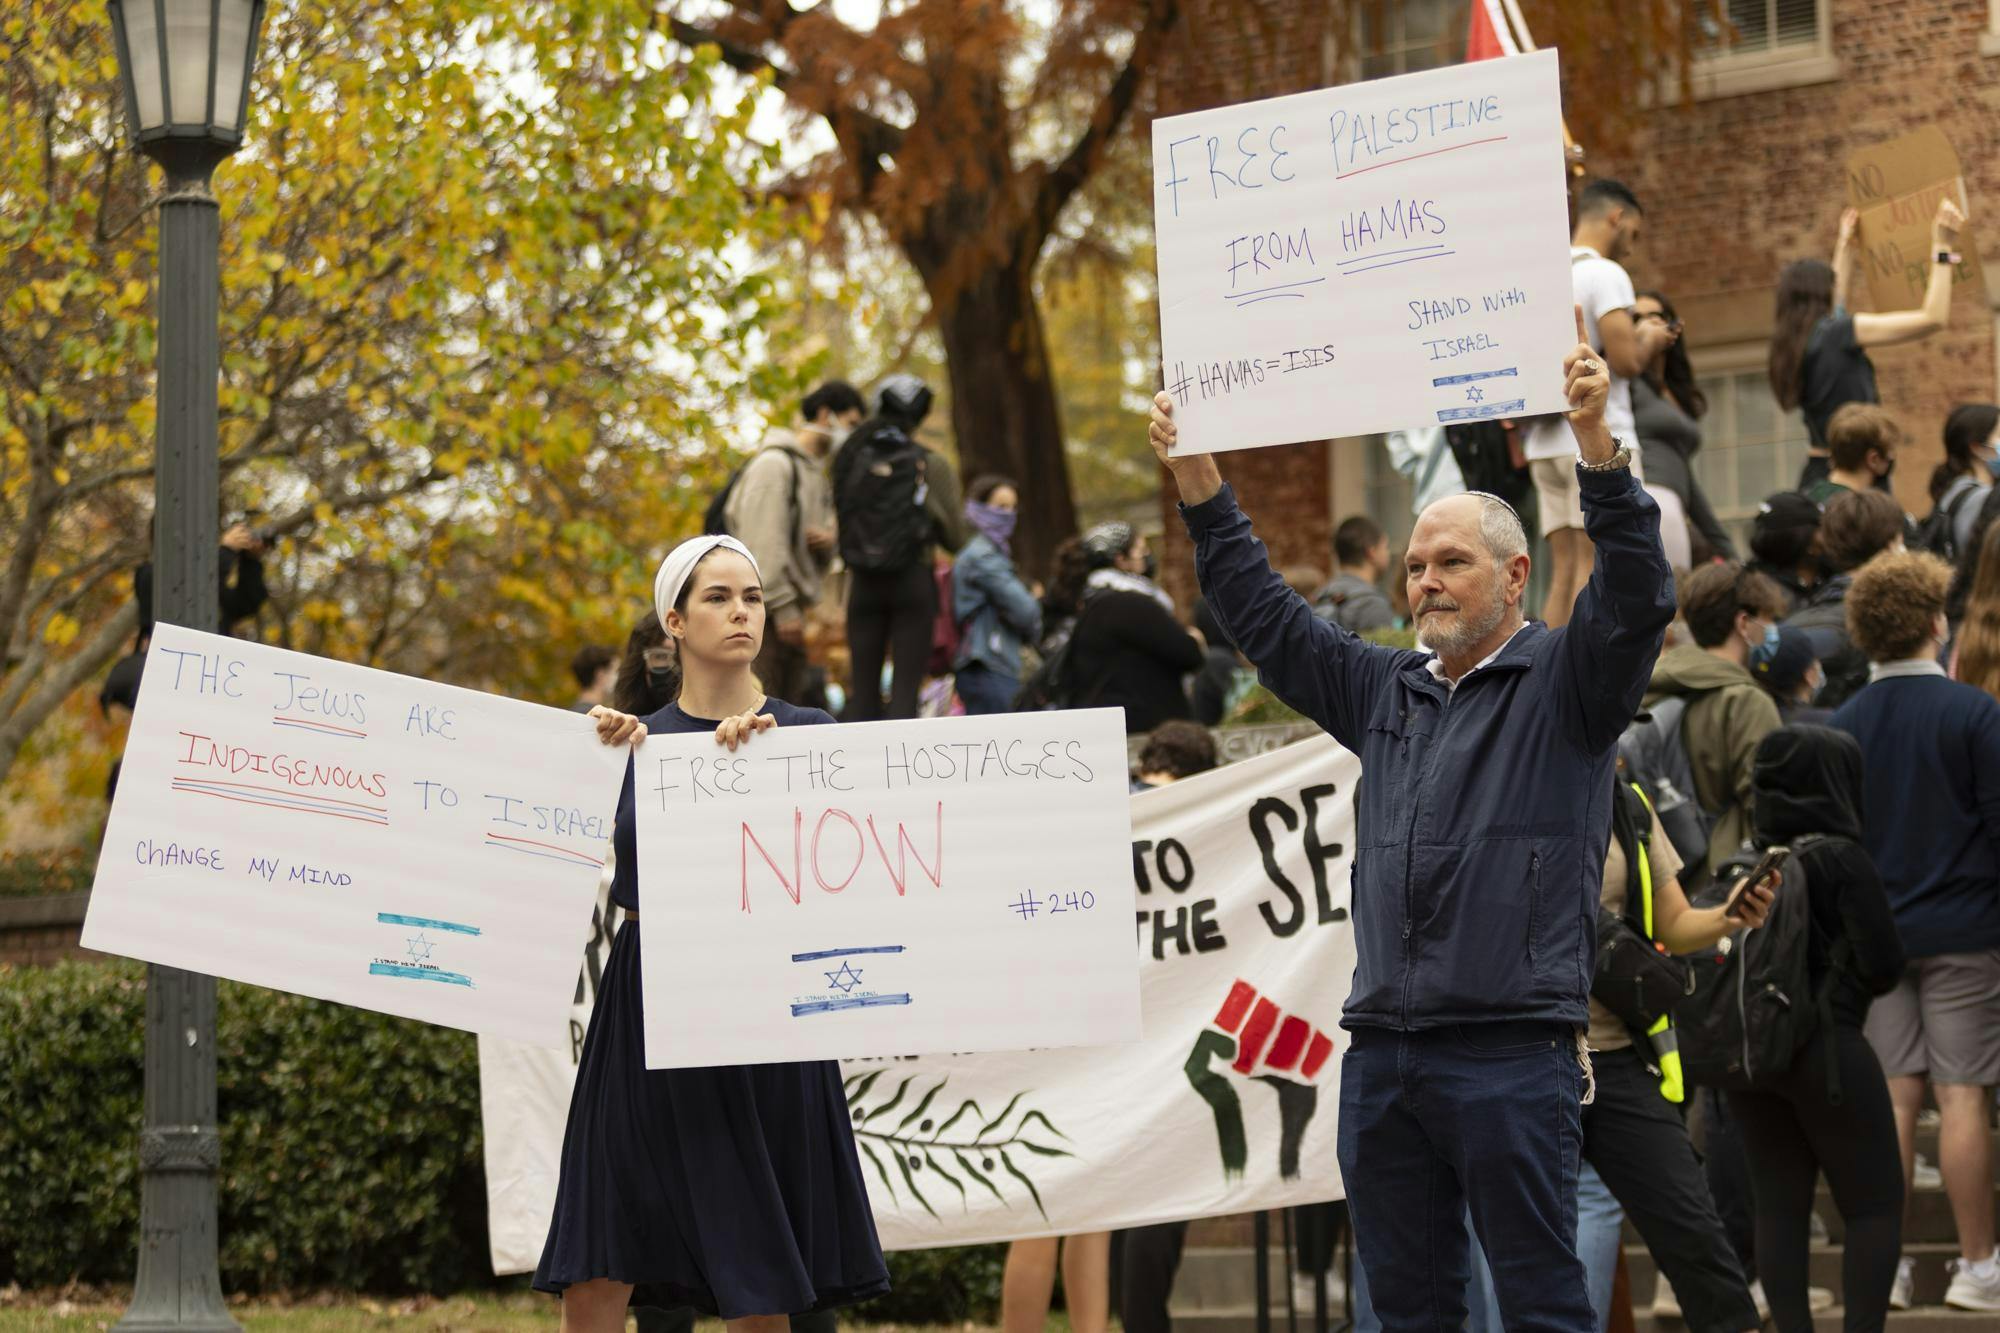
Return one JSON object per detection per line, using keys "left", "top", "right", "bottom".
{"left": 1984, "top": 452, "right": 2000, "bottom": 481}
{"left": 1748, "top": 621, "right": 1781, "bottom": 667}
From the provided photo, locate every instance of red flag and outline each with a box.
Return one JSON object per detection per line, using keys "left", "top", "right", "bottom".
{"left": 1467, "top": 0, "right": 1518, "bottom": 61}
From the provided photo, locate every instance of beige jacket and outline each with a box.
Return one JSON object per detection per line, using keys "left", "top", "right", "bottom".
{"left": 724, "top": 429, "right": 835, "bottom": 621}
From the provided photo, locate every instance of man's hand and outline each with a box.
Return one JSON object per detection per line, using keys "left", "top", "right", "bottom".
{"left": 1722, "top": 871, "right": 1778, "bottom": 929}
{"left": 1563, "top": 304, "right": 1616, "bottom": 465}
{"left": 1149, "top": 392, "right": 1224, "bottom": 505}
{"left": 220, "top": 523, "right": 264, "bottom": 554}
{"left": 804, "top": 524, "right": 835, "bottom": 556}
{"left": 774, "top": 613, "right": 806, "bottom": 648}
{"left": 1934, "top": 197, "right": 1965, "bottom": 250}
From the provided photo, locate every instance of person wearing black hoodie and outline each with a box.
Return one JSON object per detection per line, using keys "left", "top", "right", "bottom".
{"left": 1726, "top": 725, "right": 1907, "bottom": 1333}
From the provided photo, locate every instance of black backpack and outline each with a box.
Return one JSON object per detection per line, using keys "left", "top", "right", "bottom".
{"left": 1591, "top": 781, "right": 1694, "bottom": 1036}
{"left": 1913, "top": 476, "right": 1981, "bottom": 563}
{"left": 703, "top": 448, "right": 800, "bottom": 538}
{"left": 1677, "top": 837, "right": 1839, "bottom": 1093}
{"left": 1444, "top": 420, "right": 1530, "bottom": 511}
{"left": 1012, "top": 620, "right": 1078, "bottom": 711}
{"left": 835, "top": 423, "right": 930, "bottom": 573}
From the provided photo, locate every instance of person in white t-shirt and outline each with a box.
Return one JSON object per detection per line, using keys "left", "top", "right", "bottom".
{"left": 1526, "top": 180, "right": 1678, "bottom": 627}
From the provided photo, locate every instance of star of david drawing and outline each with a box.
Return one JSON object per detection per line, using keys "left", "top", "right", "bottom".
{"left": 824, "top": 961, "right": 864, "bottom": 993}
{"left": 406, "top": 933, "right": 434, "bottom": 965}
{"left": 1466, "top": 384, "right": 1485, "bottom": 403}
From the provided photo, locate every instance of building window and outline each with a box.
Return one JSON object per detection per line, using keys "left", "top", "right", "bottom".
{"left": 1352, "top": 0, "right": 1469, "bottom": 80}
{"left": 1698, "top": 0, "right": 1823, "bottom": 58}
{"left": 1689, "top": 365, "right": 1813, "bottom": 548}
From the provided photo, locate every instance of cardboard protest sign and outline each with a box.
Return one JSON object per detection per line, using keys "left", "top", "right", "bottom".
{"left": 1150, "top": 48, "right": 1574, "bottom": 456}
{"left": 482, "top": 735, "right": 1359, "bottom": 1268}
{"left": 1845, "top": 126, "right": 1981, "bottom": 310}
{"left": 631, "top": 709, "right": 1139, "bottom": 1068}
{"left": 82, "top": 624, "right": 627, "bottom": 1046}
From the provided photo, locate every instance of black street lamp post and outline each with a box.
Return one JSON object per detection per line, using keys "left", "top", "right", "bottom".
{"left": 104, "top": 3, "right": 266, "bottom": 1327}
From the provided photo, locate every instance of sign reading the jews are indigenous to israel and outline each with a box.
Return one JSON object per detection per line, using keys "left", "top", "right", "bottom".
{"left": 1151, "top": 48, "right": 1575, "bottom": 455}
{"left": 82, "top": 624, "right": 628, "bottom": 1047}
{"left": 481, "top": 735, "right": 1360, "bottom": 1268}
{"left": 631, "top": 710, "right": 1142, "bottom": 1069}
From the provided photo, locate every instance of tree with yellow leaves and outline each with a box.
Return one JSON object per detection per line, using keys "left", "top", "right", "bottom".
{"left": 0, "top": 0, "right": 808, "bottom": 794}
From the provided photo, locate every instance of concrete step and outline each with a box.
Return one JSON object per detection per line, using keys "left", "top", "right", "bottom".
{"left": 1627, "top": 1242, "right": 1960, "bottom": 1308}
{"left": 1186, "top": 1210, "right": 1288, "bottom": 1248}
{"left": 1636, "top": 1310, "right": 1994, "bottom": 1333}
{"left": 1170, "top": 1246, "right": 1289, "bottom": 1311}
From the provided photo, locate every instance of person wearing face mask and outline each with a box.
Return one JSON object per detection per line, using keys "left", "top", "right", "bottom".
{"left": 951, "top": 475, "right": 1042, "bottom": 714}
{"left": 1833, "top": 550, "right": 2000, "bottom": 1314}
{"left": 1747, "top": 623, "right": 1833, "bottom": 727}
{"left": 724, "top": 381, "right": 864, "bottom": 702}
{"left": 1062, "top": 521, "right": 1204, "bottom": 733}
{"left": 1784, "top": 489, "right": 1908, "bottom": 710}
{"left": 1922, "top": 403, "right": 1999, "bottom": 564}
{"left": 1804, "top": 404, "right": 1909, "bottom": 515}
{"left": 610, "top": 614, "right": 680, "bottom": 715}
{"left": 1641, "top": 563, "right": 1788, "bottom": 891}
{"left": 535, "top": 535, "right": 889, "bottom": 1332}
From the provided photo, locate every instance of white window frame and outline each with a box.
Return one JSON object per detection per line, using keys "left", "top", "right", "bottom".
{"left": 1343, "top": 0, "right": 1468, "bottom": 82}
{"left": 1686, "top": 340, "right": 1813, "bottom": 542}
{"left": 1985, "top": 0, "right": 2000, "bottom": 57}
{"left": 1689, "top": 0, "right": 1839, "bottom": 101}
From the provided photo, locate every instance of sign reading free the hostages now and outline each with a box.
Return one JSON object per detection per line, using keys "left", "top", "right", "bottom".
{"left": 632, "top": 709, "right": 1141, "bottom": 1069}
{"left": 1151, "top": 48, "right": 1576, "bottom": 455}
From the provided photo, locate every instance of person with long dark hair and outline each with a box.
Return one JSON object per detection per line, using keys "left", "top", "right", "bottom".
{"left": 1926, "top": 403, "right": 1997, "bottom": 564}
{"left": 610, "top": 613, "right": 678, "bottom": 716}
{"left": 1632, "top": 291, "right": 1737, "bottom": 564}
{"left": 535, "top": 534, "right": 889, "bottom": 1332}
{"left": 1770, "top": 200, "right": 1965, "bottom": 491}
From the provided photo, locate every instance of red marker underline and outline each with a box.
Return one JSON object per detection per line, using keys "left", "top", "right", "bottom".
{"left": 1336, "top": 135, "right": 1509, "bottom": 181}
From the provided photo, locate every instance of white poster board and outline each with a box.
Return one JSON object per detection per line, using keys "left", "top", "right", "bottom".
{"left": 482, "top": 735, "right": 1361, "bottom": 1268}
{"left": 632, "top": 709, "right": 1139, "bottom": 1068}
{"left": 82, "top": 624, "right": 628, "bottom": 1046}
{"left": 1152, "top": 48, "right": 1575, "bottom": 455}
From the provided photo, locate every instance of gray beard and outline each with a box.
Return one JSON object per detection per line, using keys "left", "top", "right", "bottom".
{"left": 1417, "top": 598, "right": 1510, "bottom": 661}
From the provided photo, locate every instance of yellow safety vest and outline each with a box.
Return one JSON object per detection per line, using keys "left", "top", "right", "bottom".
{"left": 1630, "top": 783, "right": 1686, "bottom": 1104}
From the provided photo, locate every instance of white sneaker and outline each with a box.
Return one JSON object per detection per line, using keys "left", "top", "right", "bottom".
{"left": 1945, "top": 1247, "right": 2000, "bottom": 1312}
{"left": 1809, "top": 1210, "right": 1830, "bottom": 1244}
{"left": 1290, "top": 1269, "right": 1344, "bottom": 1311}
{"left": 1890, "top": 1255, "right": 1915, "bottom": 1311}
{"left": 1651, "top": 1275, "right": 1681, "bottom": 1319}
{"left": 1747, "top": 1279, "right": 1772, "bottom": 1321}
{"left": 1914, "top": 1152, "right": 1943, "bottom": 1189}
{"left": 1808, "top": 1285, "right": 1836, "bottom": 1313}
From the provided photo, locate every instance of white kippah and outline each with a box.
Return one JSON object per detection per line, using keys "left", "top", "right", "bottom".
{"left": 653, "top": 535, "right": 759, "bottom": 631}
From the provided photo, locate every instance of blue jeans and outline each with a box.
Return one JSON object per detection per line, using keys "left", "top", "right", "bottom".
{"left": 1337, "top": 1022, "right": 1594, "bottom": 1332}
{"left": 1350, "top": 1163, "right": 1621, "bottom": 1333}
{"left": 954, "top": 663, "right": 1017, "bottom": 714}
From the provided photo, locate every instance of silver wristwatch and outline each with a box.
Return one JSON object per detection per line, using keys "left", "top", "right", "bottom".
{"left": 1577, "top": 440, "right": 1633, "bottom": 472}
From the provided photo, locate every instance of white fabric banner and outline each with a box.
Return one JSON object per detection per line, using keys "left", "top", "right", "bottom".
{"left": 481, "top": 734, "right": 1361, "bottom": 1270}
{"left": 632, "top": 710, "right": 1142, "bottom": 1069}
{"left": 1151, "top": 48, "right": 1575, "bottom": 455}
{"left": 82, "top": 624, "right": 627, "bottom": 1046}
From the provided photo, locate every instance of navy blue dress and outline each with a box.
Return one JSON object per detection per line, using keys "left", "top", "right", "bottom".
{"left": 534, "top": 699, "right": 890, "bottom": 1317}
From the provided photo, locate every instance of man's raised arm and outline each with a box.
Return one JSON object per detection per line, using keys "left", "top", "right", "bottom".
{"left": 1150, "top": 397, "right": 1404, "bottom": 750}
{"left": 1555, "top": 306, "right": 1677, "bottom": 754}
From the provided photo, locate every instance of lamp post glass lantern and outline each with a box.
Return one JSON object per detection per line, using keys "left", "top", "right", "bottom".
{"left": 106, "top": 2, "right": 263, "bottom": 1328}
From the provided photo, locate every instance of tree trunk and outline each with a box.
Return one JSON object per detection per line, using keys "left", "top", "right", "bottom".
{"left": 926, "top": 252, "right": 1079, "bottom": 583}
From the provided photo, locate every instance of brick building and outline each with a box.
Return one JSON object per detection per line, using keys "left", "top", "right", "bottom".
{"left": 1152, "top": 0, "right": 2000, "bottom": 604}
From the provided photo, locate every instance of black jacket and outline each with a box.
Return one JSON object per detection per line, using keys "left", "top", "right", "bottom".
{"left": 1750, "top": 724, "right": 1906, "bottom": 1027}
{"left": 1067, "top": 590, "right": 1203, "bottom": 733}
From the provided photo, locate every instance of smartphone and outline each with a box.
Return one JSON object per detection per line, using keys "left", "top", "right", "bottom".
{"left": 1725, "top": 845, "right": 1790, "bottom": 917}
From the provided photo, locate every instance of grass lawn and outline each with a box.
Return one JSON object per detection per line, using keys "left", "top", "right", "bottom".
{"left": 0, "top": 1291, "right": 1005, "bottom": 1333}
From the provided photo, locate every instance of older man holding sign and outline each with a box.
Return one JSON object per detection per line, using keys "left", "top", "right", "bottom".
{"left": 1148, "top": 302, "right": 1673, "bottom": 1329}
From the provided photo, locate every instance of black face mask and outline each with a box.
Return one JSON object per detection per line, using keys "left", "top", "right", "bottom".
{"left": 1142, "top": 552, "right": 1158, "bottom": 580}
{"left": 646, "top": 666, "right": 677, "bottom": 697}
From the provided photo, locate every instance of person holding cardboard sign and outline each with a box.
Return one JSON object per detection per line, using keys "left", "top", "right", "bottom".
{"left": 1772, "top": 198, "right": 1966, "bottom": 493}
{"left": 1149, "top": 309, "right": 1675, "bottom": 1332}
{"left": 534, "top": 534, "right": 890, "bottom": 1333}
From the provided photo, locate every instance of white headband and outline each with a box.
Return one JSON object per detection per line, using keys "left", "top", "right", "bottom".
{"left": 653, "top": 535, "right": 759, "bottom": 631}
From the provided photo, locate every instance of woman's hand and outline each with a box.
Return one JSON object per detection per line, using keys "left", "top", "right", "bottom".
{"left": 1837, "top": 206, "right": 1860, "bottom": 249}
{"left": 589, "top": 706, "right": 647, "bottom": 748}
{"left": 715, "top": 711, "right": 777, "bottom": 751}
{"left": 1723, "top": 871, "right": 1778, "bottom": 929}
{"left": 1933, "top": 197, "right": 1965, "bottom": 250}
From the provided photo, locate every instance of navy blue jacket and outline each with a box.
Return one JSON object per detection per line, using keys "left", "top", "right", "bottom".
{"left": 1184, "top": 468, "right": 1673, "bottom": 1031}
{"left": 1832, "top": 672, "right": 2000, "bottom": 958}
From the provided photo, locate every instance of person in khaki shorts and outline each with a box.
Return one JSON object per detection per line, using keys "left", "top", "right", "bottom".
{"left": 1522, "top": 180, "right": 1678, "bottom": 628}
{"left": 1830, "top": 550, "right": 2000, "bottom": 1312}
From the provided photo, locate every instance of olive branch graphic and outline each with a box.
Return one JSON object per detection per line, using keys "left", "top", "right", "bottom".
{"left": 843, "top": 1069, "right": 1072, "bottom": 1222}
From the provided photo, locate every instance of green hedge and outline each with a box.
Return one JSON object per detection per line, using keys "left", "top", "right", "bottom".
{"left": 0, "top": 851, "right": 94, "bottom": 899}
{"left": 0, "top": 960, "right": 1007, "bottom": 1316}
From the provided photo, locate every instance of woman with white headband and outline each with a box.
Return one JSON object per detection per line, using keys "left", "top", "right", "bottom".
{"left": 535, "top": 534, "right": 889, "bottom": 1332}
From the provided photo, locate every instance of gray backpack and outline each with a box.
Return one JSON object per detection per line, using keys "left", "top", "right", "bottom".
{"left": 1619, "top": 694, "right": 1727, "bottom": 886}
